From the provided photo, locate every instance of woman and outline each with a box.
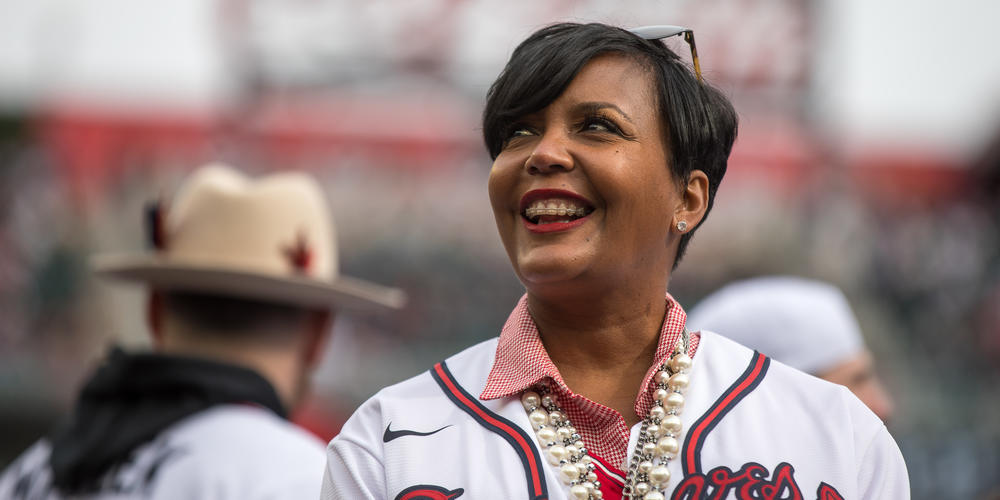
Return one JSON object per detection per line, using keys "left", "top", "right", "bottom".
{"left": 323, "top": 23, "right": 908, "bottom": 500}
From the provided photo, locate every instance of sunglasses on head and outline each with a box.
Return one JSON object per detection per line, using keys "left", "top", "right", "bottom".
{"left": 629, "top": 25, "right": 702, "bottom": 82}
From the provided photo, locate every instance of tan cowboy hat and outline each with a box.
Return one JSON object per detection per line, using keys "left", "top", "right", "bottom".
{"left": 92, "top": 163, "right": 406, "bottom": 311}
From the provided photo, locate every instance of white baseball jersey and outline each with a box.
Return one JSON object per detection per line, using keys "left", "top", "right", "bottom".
{"left": 0, "top": 404, "right": 327, "bottom": 500}
{"left": 322, "top": 331, "right": 909, "bottom": 500}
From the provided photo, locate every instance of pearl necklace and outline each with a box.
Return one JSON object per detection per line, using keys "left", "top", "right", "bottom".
{"left": 521, "top": 329, "right": 691, "bottom": 500}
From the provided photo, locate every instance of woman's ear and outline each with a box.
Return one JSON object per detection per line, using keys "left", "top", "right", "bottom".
{"left": 672, "top": 170, "right": 710, "bottom": 233}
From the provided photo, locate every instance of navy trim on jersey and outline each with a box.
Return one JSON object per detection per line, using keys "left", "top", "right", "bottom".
{"left": 681, "top": 351, "right": 770, "bottom": 476}
{"left": 430, "top": 361, "right": 548, "bottom": 500}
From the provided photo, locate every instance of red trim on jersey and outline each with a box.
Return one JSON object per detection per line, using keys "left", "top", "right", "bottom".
{"left": 683, "top": 352, "right": 770, "bottom": 476}
{"left": 589, "top": 452, "right": 626, "bottom": 500}
{"left": 432, "top": 363, "right": 546, "bottom": 499}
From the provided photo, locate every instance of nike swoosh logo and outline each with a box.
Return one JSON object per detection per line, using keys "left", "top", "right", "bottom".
{"left": 382, "top": 422, "right": 451, "bottom": 443}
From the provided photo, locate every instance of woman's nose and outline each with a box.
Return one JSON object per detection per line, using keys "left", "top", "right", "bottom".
{"left": 524, "top": 132, "right": 574, "bottom": 175}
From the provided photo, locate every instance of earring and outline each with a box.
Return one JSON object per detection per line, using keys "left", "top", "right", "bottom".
{"left": 676, "top": 221, "right": 688, "bottom": 232}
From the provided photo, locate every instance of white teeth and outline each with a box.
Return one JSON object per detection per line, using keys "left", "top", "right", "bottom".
{"left": 523, "top": 198, "right": 590, "bottom": 220}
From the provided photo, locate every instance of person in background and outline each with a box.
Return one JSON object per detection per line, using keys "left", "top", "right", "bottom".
{"left": 0, "top": 164, "right": 405, "bottom": 499}
{"left": 686, "top": 276, "right": 895, "bottom": 422}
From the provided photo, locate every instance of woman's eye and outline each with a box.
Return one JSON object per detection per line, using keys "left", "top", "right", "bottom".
{"left": 501, "top": 126, "right": 535, "bottom": 147}
{"left": 582, "top": 117, "right": 620, "bottom": 134}
{"left": 500, "top": 125, "right": 536, "bottom": 149}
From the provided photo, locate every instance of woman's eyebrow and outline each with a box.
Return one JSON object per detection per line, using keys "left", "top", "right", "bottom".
{"left": 573, "top": 102, "right": 634, "bottom": 124}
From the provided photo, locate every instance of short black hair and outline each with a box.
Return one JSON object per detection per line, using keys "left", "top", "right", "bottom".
{"left": 482, "top": 22, "right": 738, "bottom": 267}
{"left": 162, "top": 291, "right": 318, "bottom": 336}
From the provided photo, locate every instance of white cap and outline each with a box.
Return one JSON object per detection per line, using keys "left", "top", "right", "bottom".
{"left": 686, "top": 276, "right": 865, "bottom": 375}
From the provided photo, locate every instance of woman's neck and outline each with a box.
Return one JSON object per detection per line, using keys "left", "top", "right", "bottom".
{"left": 527, "top": 285, "right": 668, "bottom": 425}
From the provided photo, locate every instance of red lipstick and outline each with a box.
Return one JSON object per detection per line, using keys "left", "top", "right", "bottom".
{"left": 523, "top": 217, "right": 589, "bottom": 233}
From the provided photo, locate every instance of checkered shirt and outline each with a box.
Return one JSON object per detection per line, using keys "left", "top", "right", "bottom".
{"left": 480, "top": 293, "right": 700, "bottom": 469}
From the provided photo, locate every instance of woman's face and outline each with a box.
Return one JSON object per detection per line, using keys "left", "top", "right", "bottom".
{"left": 488, "top": 54, "right": 687, "bottom": 292}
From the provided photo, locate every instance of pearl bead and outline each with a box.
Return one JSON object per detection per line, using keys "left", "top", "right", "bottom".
{"left": 594, "top": 490, "right": 604, "bottom": 499}
{"left": 655, "top": 370, "right": 670, "bottom": 385}
{"left": 649, "top": 465, "right": 671, "bottom": 485}
{"left": 634, "top": 481, "right": 651, "bottom": 495}
{"left": 642, "top": 442, "right": 657, "bottom": 455}
{"left": 661, "top": 414, "right": 682, "bottom": 434}
{"left": 570, "top": 484, "right": 589, "bottom": 499}
{"left": 639, "top": 460, "right": 653, "bottom": 473}
{"left": 529, "top": 409, "right": 549, "bottom": 427}
{"left": 586, "top": 471, "right": 598, "bottom": 482}
{"left": 548, "top": 411, "right": 564, "bottom": 425}
{"left": 664, "top": 392, "right": 685, "bottom": 411}
{"left": 566, "top": 426, "right": 577, "bottom": 436}
{"left": 556, "top": 427, "right": 573, "bottom": 441}
{"left": 668, "top": 373, "right": 690, "bottom": 391}
{"left": 576, "top": 463, "right": 589, "bottom": 475}
{"left": 654, "top": 388, "right": 669, "bottom": 403}
{"left": 565, "top": 445, "right": 579, "bottom": 456}
{"left": 537, "top": 427, "right": 556, "bottom": 444}
{"left": 541, "top": 395, "right": 555, "bottom": 408}
{"left": 649, "top": 406, "right": 666, "bottom": 420}
{"left": 548, "top": 445, "right": 567, "bottom": 463}
{"left": 644, "top": 491, "right": 665, "bottom": 500}
{"left": 574, "top": 440, "right": 585, "bottom": 449}
{"left": 521, "top": 391, "right": 541, "bottom": 410}
{"left": 646, "top": 424, "right": 661, "bottom": 438}
{"left": 656, "top": 436, "right": 679, "bottom": 456}
{"left": 580, "top": 455, "right": 593, "bottom": 465}
{"left": 670, "top": 353, "right": 692, "bottom": 373}
{"left": 561, "top": 463, "right": 580, "bottom": 482}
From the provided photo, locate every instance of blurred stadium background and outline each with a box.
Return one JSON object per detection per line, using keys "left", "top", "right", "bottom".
{"left": 1, "top": 0, "right": 998, "bottom": 497}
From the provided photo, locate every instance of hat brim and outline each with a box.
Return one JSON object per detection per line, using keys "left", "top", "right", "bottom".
{"left": 91, "top": 254, "right": 406, "bottom": 312}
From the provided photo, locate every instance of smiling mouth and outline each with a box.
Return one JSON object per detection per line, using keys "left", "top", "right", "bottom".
{"left": 522, "top": 198, "right": 594, "bottom": 225}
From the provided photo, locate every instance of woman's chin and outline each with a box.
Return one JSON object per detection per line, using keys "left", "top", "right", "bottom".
{"left": 515, "top": 254, "right": 591, "bottom": 289}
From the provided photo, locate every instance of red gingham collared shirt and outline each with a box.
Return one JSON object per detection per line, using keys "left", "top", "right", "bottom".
{"left": 480, "top": 293, "right": 700, "bottom": 470}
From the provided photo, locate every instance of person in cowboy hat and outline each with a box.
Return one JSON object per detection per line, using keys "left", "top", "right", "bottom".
{"left": 0, "top": 164, "right": 405, "bottom": 500}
